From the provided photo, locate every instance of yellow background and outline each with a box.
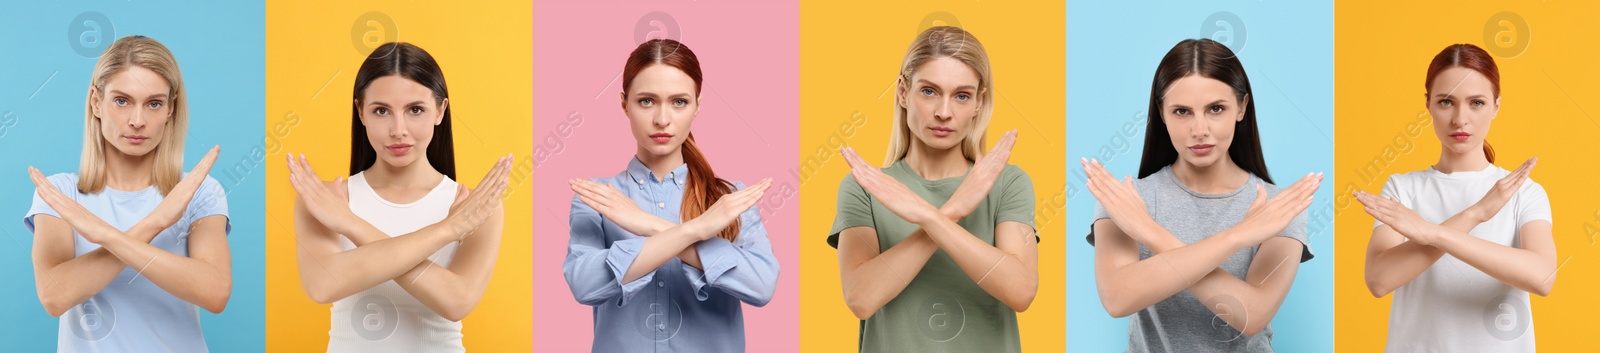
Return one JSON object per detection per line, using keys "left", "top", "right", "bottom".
{"left": 263, "top": 1, "right": 532, "bottom": 351}
{"left": 1333, "top": 2, "right": 1600, "bottom": 351}
{"left": 797, "top": 2, "right": 1066, "bottom": 351}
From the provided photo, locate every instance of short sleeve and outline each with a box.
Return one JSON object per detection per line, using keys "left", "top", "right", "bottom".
{"left": 994, "top": 165, "right": 1038, "bottom": 242}
{"left": 1266, "top": 182, "right": 1314, "bottom": 262}
{"left": 183, "top": 175, "right": 232, "bottom": 235}
{"left": 22, "top": 173, "right": 79, "bottom": 234}
{"left": 827, "top": 175, "right": 874, "bottom": 249}
{"left": 1514, "top": 182, "right": 1552, "bottom": 228}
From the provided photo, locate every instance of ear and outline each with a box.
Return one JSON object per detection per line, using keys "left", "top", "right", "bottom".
{"left": 436, "top": 97, "right": 449, "bottom": 125}
{"left": 895, "top": 77, "right": 908, "bottom": 109}
{"left": 1237, "top": 93, "right": 1251, "bottom": 121}
{"left": 352, "top": 99, "right": 362, "bottom": 119}
{"left": 88, "top": 87, "right": 102, "bottom": 119}
{"left": 619, "top": 91, "right": 629, "bottom": 112}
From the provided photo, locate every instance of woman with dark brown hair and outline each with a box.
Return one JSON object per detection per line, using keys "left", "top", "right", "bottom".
{"left": 1356, "top": 43, "right": 1554, "bottom": 352}
{"left": 563, "top": 39, "right": 779, "bottom": 353}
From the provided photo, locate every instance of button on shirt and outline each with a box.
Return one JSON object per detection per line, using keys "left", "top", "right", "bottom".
{"left": 563, "top": 158, "right": 780, "bottom": 353}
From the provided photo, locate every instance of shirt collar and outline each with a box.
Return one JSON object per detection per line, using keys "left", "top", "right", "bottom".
{"left": 625, "top": 157, "right": 690, "bottom": 188}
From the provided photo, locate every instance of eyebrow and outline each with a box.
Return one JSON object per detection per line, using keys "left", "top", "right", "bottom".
{"left": 1167, "top": 99, "right": 1229, "bottom": 107}
{"left": 366, "top": 100, "right": 428, "bottom": 107}
{"left": 107, "top": 89, "right": 167, "bottom": 100}
{"left": 630, "top": 91, "right": 694, "bottom": 99}
{"left": 914, "top": 79, "right": 976, "bottom": 92}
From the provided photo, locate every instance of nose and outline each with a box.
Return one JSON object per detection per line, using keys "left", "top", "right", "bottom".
{"left": 934, "top": 96, "right": 954, "bottom": 121}
{"left": 1192, "top": 115, "right": 1212, "bottom": 139}
{"left": 653, "top": 107, "right": 671, "bottom": 128}
{"left": 389, "top": 116, "right": 409, "bottom": 138}
{"left": 1447, "top": 106, "right": 1467, "bottom": 129}
{"left": 128, "top": 109, "right": 147, "bottom": 130}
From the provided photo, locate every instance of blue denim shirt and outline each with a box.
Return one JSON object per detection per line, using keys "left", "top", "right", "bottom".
{"left": 563, "top": 158, "right": 779, "bottom": 353}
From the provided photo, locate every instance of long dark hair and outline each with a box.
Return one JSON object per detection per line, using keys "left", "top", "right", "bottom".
{"left": 349, "top": 42, "right": 456, "bottom": 179}
{"left": 1139, "top": 38, "right": 1272, "bottom": 184}
{"left": 620, "top": 39, "right": 741, "bottom": 241}
{"left": 1425, "top": 44, "right": 1499, "bottom": 163}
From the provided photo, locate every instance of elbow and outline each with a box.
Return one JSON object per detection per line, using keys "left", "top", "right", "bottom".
{"left": 304, "top": 283, "right": 341, "bottom": 305}
{"left": 440, "top": 303, "right": 473, "bottom": 322}
{"left": 1241, "top": 322, "right": 1268, "bottom": 337}
{"left": 1099, "top": 293, "right": 1137, "bottom": 318}
{"left": 1364, "top": 274, "right": 1394, "bottom": 298}
{"left": 1530, "top": 281, "right": 1553, "bottom": 297}
{"left": 202, "top": 281, "right": 233, "bottom": 314}
{"left": 746, "top": 288, "right": 776, "bottom": 308}
{"left": 842, "top": 292, "right": 878, "bottom": 320}
{"left": 39, "top": 295, "right": 71, "bottom": 317}
{"left": 1005, "top": 286, "right": 1038, "bottom": 313}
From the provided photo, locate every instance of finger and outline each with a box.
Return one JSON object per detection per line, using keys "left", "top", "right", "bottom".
{"left": 189, "top": 145, "right": 222, "bottom": 178}
{"left": 1251, "top": 184, "right": 1267, "bottom": 209}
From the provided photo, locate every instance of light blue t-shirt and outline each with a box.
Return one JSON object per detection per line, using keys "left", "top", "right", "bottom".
{"left": 23, "top": 173, "right": 230, "bottom": 353}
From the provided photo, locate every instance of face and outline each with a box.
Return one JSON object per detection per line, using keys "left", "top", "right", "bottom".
{"left": 622, "top": 64, "right": 698, "bottom": 158}
{"left": 1160, "top": 75, "right": 1247, "bottom": 169}
{"left": 356, "top": 75, "right": 446, "bottom": 169}
{"left": 1425, "top": 66, "right": 1498, "bottom": 155}
{"left": 93, "top": 66, "right": 172, "bottom": 157}
{"left": 899, "top": 57, "right": 982, "bottom": 152}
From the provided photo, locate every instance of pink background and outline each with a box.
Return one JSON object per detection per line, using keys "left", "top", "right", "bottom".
{"left": 531, "top": 1, "right": 799, "bottom": 351}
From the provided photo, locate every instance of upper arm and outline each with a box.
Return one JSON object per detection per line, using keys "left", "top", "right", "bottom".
{"left": 187, "top": 214, "right": 233, "bottom": 271}
{"left": 1244, "top": 236, "right": 1302, "bottom": 296}
{"left": 836, "top": 227, "right": 879, "bottom": 273}
{"left": 995, "top": 221, "right": 1037, "bottom": 265}
{"left": 29, "top": 215, "right": 74, "bottom": 274}
{"left": 1516, "top": 220, "right": 1555, "bottom": 259}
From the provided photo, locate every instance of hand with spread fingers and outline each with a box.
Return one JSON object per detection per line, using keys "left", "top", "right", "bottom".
{"left": 944, "top": 130, "right": 1017, "bottom": 220}
{"left": 445, "top": 155, "right": 514, "bottom": 239}
{"left": 840, "top": 147, "right": 940, "bottom": 225}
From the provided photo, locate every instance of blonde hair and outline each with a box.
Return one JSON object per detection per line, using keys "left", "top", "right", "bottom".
{"left": 79, "top": 35, "right": 187, "bottom": 195}
{"left": 885, "top": 26, "right": 994, "bottom": 165}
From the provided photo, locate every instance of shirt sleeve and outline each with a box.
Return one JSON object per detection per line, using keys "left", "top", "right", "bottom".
{"left": 1514, "top": 182, "right": 1553, "bottom": 228}
{"left": 826, "top": 175, "right": 875, "bottom": 249}
{"left": 682, "top": 182, "right": 780, "bottom": 306}
{"left": 23, "top": 173, "right": 77, "bottom": 234}
{"left": 994, "top": 165, "right": 1039, "bottom": 242}
{"left": 182, "top": 176, "right": 232, "bottom": 235}
{"left": 561, "top": 180, "right": 657, "bottom": 307}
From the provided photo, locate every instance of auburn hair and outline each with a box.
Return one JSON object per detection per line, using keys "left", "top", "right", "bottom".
{"left": 621, "top": 39, "right": 742, "bottom": 241}
{"left": 1424, "top": 44, "right": 1500, "bottom": 163}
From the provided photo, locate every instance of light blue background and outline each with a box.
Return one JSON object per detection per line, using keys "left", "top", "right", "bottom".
{"left": 1066, "top": 1, "right": 1335, "bottom": 351}
{"left": 0, "top": 1, "right": 265, "bottom": 352}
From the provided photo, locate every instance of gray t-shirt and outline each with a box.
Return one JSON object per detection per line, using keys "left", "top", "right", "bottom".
{"left": 1089, "top": 166, "right": 1311, "bottom": 353}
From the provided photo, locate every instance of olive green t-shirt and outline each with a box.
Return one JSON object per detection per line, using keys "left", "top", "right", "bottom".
{"left": 828, "top": 160, "right": 1037, "bottom": 353}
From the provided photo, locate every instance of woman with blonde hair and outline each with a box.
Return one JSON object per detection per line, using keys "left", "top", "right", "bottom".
{"left": 832, "top": 26, "right": 1037, "bottom": 352}
{"left": 26, "top": 35, "right": 231, "bottom": 352}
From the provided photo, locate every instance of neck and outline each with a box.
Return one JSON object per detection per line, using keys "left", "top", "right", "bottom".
{"left": 1434, "top": 146, "right": 1491, "bottom": 173}
{"left": 364, "top": 156, "right": 444, "bottom": 190}
{"left": 1171, "top": 155, "right": 1250, "bottom": 194}
{"left": 903, "top": 138, "right": 971, "bottom": 180}
{"left": 636, "top": 146, "right": 685, "bottom": 182}
{"left": 103, "top": 147, "right": 155, "bottom": 191}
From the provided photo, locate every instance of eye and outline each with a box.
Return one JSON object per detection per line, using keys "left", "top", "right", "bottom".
{"left": 1207, "top": 105, "right": 1226, "bottom": 114}
{"left": 1471, "top": 100, "right": 1486, "bottom": 108}
{"left": 372, "top": 107, "right": 389, "bottom": 116}
{"left": 1438, "top": 99, "right": 1453, "bottom": 107}
{"left": 146, "top": 100, "right": 164, "bottom": 109}
{"left": 955, "top": 93, "right": 971, "bottom": 101}
{"left": 408, "top": 106, "right": 425, "bottom": 115}
{"left": 673, "top": 98, "right": 689, "bottom": 107}
{"left": 920, "top": 87, "right": 935, "bottom": 96}
{"left": 638, "top": 98, "right": 654, "bottom": 107}
{"left": 1172, "top": 108, "right": 1191, "bottom": 116}
{"left": 113, "top": 97, "right": 129, "bottom": 106}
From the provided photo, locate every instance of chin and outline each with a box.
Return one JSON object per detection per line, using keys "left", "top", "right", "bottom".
{"left": 1180, "top": 154, "right": 1221, "bottom": 168}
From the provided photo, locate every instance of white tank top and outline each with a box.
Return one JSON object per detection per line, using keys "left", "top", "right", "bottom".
{"left": 327, "top": 172, "right": 464, "bottom": 352}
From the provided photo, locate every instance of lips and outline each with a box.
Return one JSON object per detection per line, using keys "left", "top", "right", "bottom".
{"left": 386, "top": 143, "right": 413, "bottom": 155}
{"left": 1189, "top": 144, "right": 1215, "bottom": 156}
{"left": 1450, "top": 132, "right": 1471, "bottom": 142}
{"left": 124, "top": 135, "right": 149, "bottom": 144}
{"left": 929, "top": 126, "right": 955, "bottom": 137}
{"left": 650, "top": 132, "right": 673, "bottom": 144}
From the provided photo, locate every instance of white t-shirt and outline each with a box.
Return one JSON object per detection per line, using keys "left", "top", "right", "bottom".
{"left": 1376, "top": 165, "right": 1551, "bottom": 353}
{"left": 326, "top": 172, "right": 463, "bottom": 352}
